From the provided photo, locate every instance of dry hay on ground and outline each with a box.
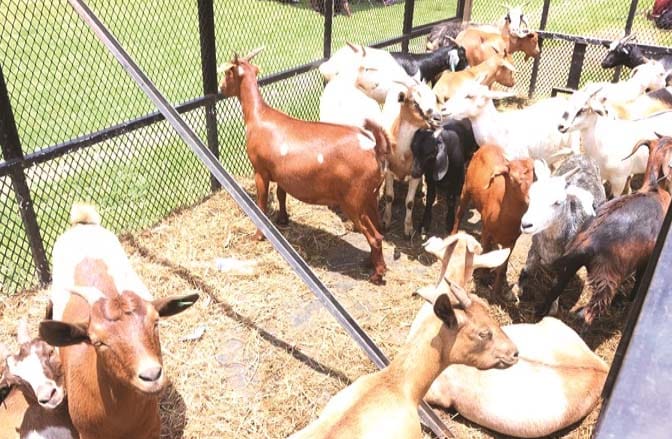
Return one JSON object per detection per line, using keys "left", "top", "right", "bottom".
{"left": 0, "top": 179, "right": 628, "bottom": 438}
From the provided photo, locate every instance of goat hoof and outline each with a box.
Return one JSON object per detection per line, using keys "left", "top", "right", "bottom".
{"left": 368, "top": 272, "right": 386, "bottom": 285}
{"left": 276, "top": 215, "right": 289, "bottom": 226}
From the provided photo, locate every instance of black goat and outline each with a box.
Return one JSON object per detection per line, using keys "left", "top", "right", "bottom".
{"left": 391, "top": 46, "right": 468, "bottom": 84}
{"left": 411, "top": 118, "right": 478, "bottom": 235}
{"left": 601, "top": 35, "right": 672, "bottom": 72}
{"left": 535, "top": 136, "right": 672, "bottom": 325}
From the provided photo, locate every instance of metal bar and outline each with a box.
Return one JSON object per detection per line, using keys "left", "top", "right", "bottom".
{"left": 565, "top": 42, "right": 586, "bottom": 90}
{"left": 401, "top": 0, "right": 415, "bottom": 53}
{"left": 66, "top": 0, "right": 452, "bottom": 437}
{"left": 0, "top": 65, "right": 51, "bottom": 284}
{"left": 197, "top": 0, "right": 220, "bottom": 191}
{"left": 537, "top": 30, "right": 672, "bottom": 55}
{"left": 612, "top": 0, "right": 641, "bottom": 84}
{"left": 323, "top": 0, "right": 333, "bottom": 59}
{"left": 594, "top": 195, "right": 672, "bottom": 438}
{"left": 459, "top": 0, "right": 473, "bottom": 23}
{"left": 528, "top": 0, "right": 551, "bottom": 98}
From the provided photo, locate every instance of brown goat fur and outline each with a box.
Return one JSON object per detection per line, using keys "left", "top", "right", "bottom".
{"left": 456, "top": 26, "right": 540, "bottom": 67}
{"left": 219, "top": 49, "right": 390, "bottom": 283}
{"left": 451, "top": 145, "right": 534, "bottom": 296}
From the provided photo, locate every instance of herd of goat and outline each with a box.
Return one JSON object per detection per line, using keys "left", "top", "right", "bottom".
{"left": 1, "top": 4, "right": 672, "bottom": 439}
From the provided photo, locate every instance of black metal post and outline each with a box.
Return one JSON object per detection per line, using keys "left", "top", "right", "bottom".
{"left": 401, "top": 0, "right": 415, "bottom": 53}
{"left": 528, "top": 0, "right": 551, "bottom": 98}
{"left": 197, "top": 0, "right": 220, "bottom": 191}
{"left": 323, "top": 0, "right": 334, "bottom": 59}
{"left": 565, "top": 42, "right": 587, "bottom": 90}
{"left": 612, "top": 0, "right": 640, "bottom": 83}
{"left": 0, "top": 66, "right": 51, "bottom": 284}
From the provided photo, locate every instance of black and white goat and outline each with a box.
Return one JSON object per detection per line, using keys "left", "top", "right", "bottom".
{"left": 391, "top": 45, "right": 468, "bottom": 84}
{"left": 517, "top": 156, "right": 607, "bottom": 311}
{"left": 601, "top": 34, "right": 672, "bottom": 82}
{"left": 411, "top": 118, "right": 478, "bottom": 235}
{"left": 535, "top": 135, "right": 672, "bottom": 324}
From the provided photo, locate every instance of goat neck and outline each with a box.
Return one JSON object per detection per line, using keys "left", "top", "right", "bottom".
{"left": 237, "top": 64, "right": 267, "bottom": 125}
{"left": 385, "top": 313, "right": 456, "bottom": 405}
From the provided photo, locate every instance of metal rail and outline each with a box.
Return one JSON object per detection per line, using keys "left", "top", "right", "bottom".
{"left": 65, "top": 0, "right": 453, "bottom": 437}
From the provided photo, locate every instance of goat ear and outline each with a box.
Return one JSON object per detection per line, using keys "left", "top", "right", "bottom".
{"left": 39, "top": 321, "right": 89, "bottom": 347}
{"left": 434, "top": 140, "right": 449, "bottom": 181}
{"left": 485, "top": 164, "right": 509, "bottom": 189}
{"left": 153, "top": 294, "right": 199, "bottom": 318}
{"left": 473, "top": 248, "right": 511, "bottom": 269}
{"left": 533, "top": 159, "right": 550, "bottom": 180}
{"left": 502, "top": 58, "right": 517, "bottom": 73}
{"left": 433, "top": 294, "right": 458, "bottom": 329}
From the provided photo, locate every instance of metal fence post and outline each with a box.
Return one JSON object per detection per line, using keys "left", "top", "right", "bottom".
{"left": 457, "top": 0, "right": 473, "bottom": 23}
{"left": 612, "top": 0, "right": 640, "bottom": 83}
{"left": 197, "top": 0, "right": 220, "bottom": 191}
{"left": 0, "top": 65, "right": 51, "bottom": 284}
{"left": 401, "top": 0, "right": 415, "bottom": 53}
{"left": 528, "top": 0, "right": 551, "bottom": 98}
{"left": 324, "top": 0, "right": 334, "bottom": 59}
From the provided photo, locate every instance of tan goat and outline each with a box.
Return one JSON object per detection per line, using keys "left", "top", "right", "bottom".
{"left": 289, "top": 233, "right": 518, "bottom": 439}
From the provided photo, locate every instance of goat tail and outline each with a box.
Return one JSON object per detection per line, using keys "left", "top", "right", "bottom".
{"left": 363, "top": 118, "right": 390, "bottom": 172}
{"left": 70, "top": 203, "right": 101, "bottom": 226}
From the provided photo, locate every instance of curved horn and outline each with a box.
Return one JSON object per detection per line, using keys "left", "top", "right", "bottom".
{"left": 16, "top": 319, "right": 30, "bottom": 345}
{"left": 346, "top": 41, "right": 359, "bottom": 53}
{"left": 242, "top": 46, "right": 264, "bottom": 62}
{"left": 447, "top": 279, "right": 473, "bottom": 308}
{"left": 655, "top": 131, "right": 666, "bottom": 139}
{"left": 623, "top": 139, "right": 656, "bottom": 162}
{"left": 217, "top": 62, "right": 234, "bottom": 74}
{"left": 68, "top": 286, "right": 106, "bottom": 305}
{"left": 561, "top": 166, "right": 581, "bottom": 181}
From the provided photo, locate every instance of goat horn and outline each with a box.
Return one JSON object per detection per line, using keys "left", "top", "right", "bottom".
{"left": 447, "top": 279, "right": 473, "bottom": 309}
{"left": 561, "top": 166, "right": 581, "bottom": 181}
{"left": 16, "top": 318, "right": 30, "bottom": 345}
{"left": 346, "top": 41, "right": 359, "bottom": 52}
{"left": 68, "top": 286, "right": 106, "bottom": 305}
{"left": 655, "top": 131, "right": 666, "bottom": 139}
{"left": 242, "top": 46, "right": 264, "bottom": 62}
{"left": 623, "top": 139, "right": 656, "bottom": 162}
{"left": 217, "top": 62, "right": 234, "bottom": 74}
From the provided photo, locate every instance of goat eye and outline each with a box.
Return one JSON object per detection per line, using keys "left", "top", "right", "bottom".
{"left": 479, "top": 330, "right": 493, "bottom": 340}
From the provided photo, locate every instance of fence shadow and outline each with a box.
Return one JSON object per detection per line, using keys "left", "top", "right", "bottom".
{"left": 160, "top": 382, "right": 187, "bottom": 439}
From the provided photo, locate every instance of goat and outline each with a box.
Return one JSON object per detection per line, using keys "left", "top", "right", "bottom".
{"left": 535, "top": 135, "right": 672, "bottom": 323}
{"left": 423, "top": 316, "right": 608, "bottom": 438}
{"left": 441, "top": 80, "right": 578, "bottom": 162}
{"left": 319, "top": 43, "right": 417, "bottom": 104}
{"left": 558, "top": 87, "right": 672, "bottom": 196}
{"left": 592, "top": 60, "right": 668, "bottom": 108}
{"left": 451, "top": 144, "right": 535, "bottom": 298}
{"left": 0, "top": 320, "right": 78, "bottom": 439}
{"left": 456, "top": 27, "right": 539, "bottom": 66}
{"left": 601, "top": 33, "right": 672, "bottom": 73}
{"left": 433, "top": 50, "right": 516, "bottom": 102}
{"left": 390, "top": 45, "right": 468, "bottom": 84}
{"left": 518, "top": 156, "right": 607, "bottom": 310}
{"left": 318, "top": 63, "right": 383, "bottom": 128}
{"left": 289, "top": 233, "right": 518, "bottom": 439}
{"left": 39, "top": 204, "right": 199, "bottom": 439}
{"left": 410, "top": 118, "right": 479, "bottom": 235}
{"left": 606, "top": 86, "right": 672, "bottom": 119}
{"left": 381, "top": 82, "right": 441, "bottom": 238}
{"left": 220, "top": 48, "right": 391, "bottom": 282}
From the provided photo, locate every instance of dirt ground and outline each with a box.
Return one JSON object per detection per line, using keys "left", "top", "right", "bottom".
{"left": 0, "top": 179, "right": 629, "bottom": 439}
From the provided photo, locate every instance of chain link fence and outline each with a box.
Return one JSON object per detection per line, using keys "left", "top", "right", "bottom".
{"left": 0, "top": 0, "right": 459, "bottom": 295}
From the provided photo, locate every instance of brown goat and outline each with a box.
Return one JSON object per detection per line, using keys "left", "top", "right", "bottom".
{"left": 219, "top": 48, "right": 390, "bottom": 283}
{"left": 289, "top": 234, "right": 517, "bottom": 439}
{"left": 456, "top": 26, "right": 540, "bottom": 66}
{"left": 433, "top": 50, "right": 516, "bottom": 102}
{"left": 0, "top": 321, "right": 78, "bottom": 439}
{"left": 537, "top": 135, "right": 672, "bottom": 323}
{"left": 39, "top": 205, "right": 198, "bottom": 439}
{"left": 451, "top": 144, "right": 534, "bottom": 297}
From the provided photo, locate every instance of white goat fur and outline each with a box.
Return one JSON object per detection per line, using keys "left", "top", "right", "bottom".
{"left": 50, "top": 204, "right": 152, "bottom": 321}
{"left": 319, "top": 66, "right": 383, "bottom": 128}
{"left": 596, "top": 60, "right": 667, "bottom": 105}
{"left": 319, "top": 44, "right": 417, "bottom": 104}
{"left": 559, "top": 90, "right": 672, "bottom": 195}
{"left": 440, "top": 81, "right": 579, "bottom": 162}
{"left": 423, "top": 317, "right": 608, "bottom": 438}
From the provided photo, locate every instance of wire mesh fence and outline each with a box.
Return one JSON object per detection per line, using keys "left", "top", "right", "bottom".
{"left": 0, "top": 0, "right": 459, "bottom": 295}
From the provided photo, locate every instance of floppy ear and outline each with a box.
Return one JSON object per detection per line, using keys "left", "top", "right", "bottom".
{"left": 398, "top": 91, "right": 407, "bottom": 103}
{"left": 434, "top": 140, "right": 449, "bottom": 181}
{"left": 473, "top": 248, "right": 511, "bottom": 269}
{"left": 39, "top": 321, "right": 90, "bottom": 347}
{"left": 485, "top": 164, "right": 509, "bottom": 189}
{"left": 433, "top": 293, "right": 458, "bottom": 329}
{"left": 153, "top": 294, "right": 199, "bottom": 318}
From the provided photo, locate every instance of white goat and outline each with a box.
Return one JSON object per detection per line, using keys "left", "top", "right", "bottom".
{"left": 319, "top": 43, "right": 418, "bottom": 104}
{"left": 558, "top": 88, "right": 672, "bottom": 195}
{"left": 440, "top": 80, "right": 579, "bottom": 162}
{"left": 319, "top": 64, "right": 383, "bottom": 128}
{"left": 49, "top": 204, "right": 152, "bottom": 321}
{"left": 381, "top": 81, "right": 441, "bottom": 237}
{"left": 596, "top": 59, "right": 667, "bottom": 105}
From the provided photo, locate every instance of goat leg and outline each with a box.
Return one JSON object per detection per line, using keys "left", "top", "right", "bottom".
{"left": 419, "top": 179, "right": 436, "bottom": 235}
{"left": 276, "top": 186, "right": 289, "bottom": 226}
{"left": 535, "top": 260, "right": 579, "bottom": 319}
{"left": 381, "top": 172, "right": 394, "bottom": 232}
{"left": 254, "top": 173, "right": 270, "bottom": 241}
{"left": 404, "top": 177, "right": 421, "bottom": 238}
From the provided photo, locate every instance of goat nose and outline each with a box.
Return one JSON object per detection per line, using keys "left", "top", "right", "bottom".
{"left": 37, "top": 385, "right": 56, "bottom": 404}
{"left": 512, "top": 350, "right": 519, "bottom": 359}
{"left": 521, "top": 222, "right": 532, "bottom": 231}
{"left": 558, "top": 124, "right": 567, "bottom": 133}
{"left": 139, "top": 366, "right": 163, "bottom": 382}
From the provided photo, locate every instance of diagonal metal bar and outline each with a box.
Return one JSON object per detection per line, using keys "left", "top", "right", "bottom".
{"left": 65, "top": 0, "right": 452, "bottom": 437}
